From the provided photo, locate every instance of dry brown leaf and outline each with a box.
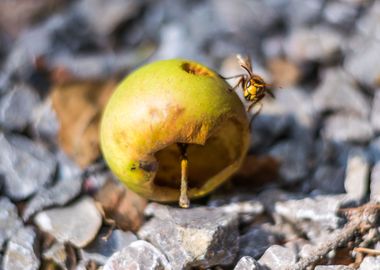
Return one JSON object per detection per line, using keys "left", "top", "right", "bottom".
{"left": 95, "top": 179, "right": 147, "bottom": 232}
{"left": 267, "top": 58, "right": 301, "bottom": 88}
{"left": 51, "top": 79, "right": 116, "bottom": 168}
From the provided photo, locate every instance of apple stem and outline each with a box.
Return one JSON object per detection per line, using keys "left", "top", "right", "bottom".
{"left": 178, "top": 143, "right": 190, "bottom": 208}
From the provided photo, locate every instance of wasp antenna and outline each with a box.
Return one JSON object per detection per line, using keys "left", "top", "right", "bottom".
{"left": 241, "top": 65, "right": 252, "bottom": 76}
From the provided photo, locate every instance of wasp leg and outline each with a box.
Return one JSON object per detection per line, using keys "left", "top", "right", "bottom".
{"left": 228, "top": 75, "right": 246, "bottom": 92}
{"left": 247, "top": 102, "right": 263, "bottom": 130}
{"left": 219, "top": 74, "right": 246, "bottom": 80}
{"left": 178, "top": 143, "right": 190, "bottom": 208}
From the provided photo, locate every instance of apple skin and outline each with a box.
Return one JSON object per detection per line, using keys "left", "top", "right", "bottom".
{"left": 100, "top": 59, "right": 250, "bottom": 202}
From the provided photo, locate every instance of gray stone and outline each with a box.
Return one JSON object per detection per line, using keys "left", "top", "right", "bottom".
{"left": 234, "top": 256, "right": 262, "bottom": 270}
{"left": 315, "top": 266, "right": 354, "bottom": 270}
{"left": 239, "top": 226, "right": 278, "bottom": 259}
{"left": 0, "top": 197, "right": 23, "bottom": 250}
{"left": 23, "top": 152, "right": 83, "bottom": 220}
{"left": 370, "top": 162, "right": 380, "bottom": 202}
{"left": 31, "top": 98, "right": 59, "bottom": 142}
{"left": 3, "top": 227, "right": 40, "bottom": 270}
{"left": 357, "top": 1, "right": 380, "bottom": 40}
{"left": 0, "top": 85, "right": 40, "bottom": 131}
{"left": 43, "top": 242, "right": 67, "bottom": 270}
{"left": 310, "top": 165, "right": 345, "bottom": 193}
{"left": 269, "top": 140, "right": 310, "bottom": 184}
{"left": 359, "top": 256, "right": 380, "bottom": 270}
{"left": 313, "top": 69, "right": 370, "bottom": 118}
{"left": 81, "top": 229, "right": 137, "bottom": 265}
{"left": 370, "top": 137, "right": 380, "bottom": 162}
{"left": 274, "top": 195, "right": 347, "bottom": 229}
{"left": 371, "top": 90, "right": 380, "bottom": 132}
{"left": 323, "top": 1, "right": 358, "bottom": 30}
{"left": 258, "top": 245, "right": 297, "bottom": 270}
{"left": 285, "top": 26, "right": 343, "bottom": 63}
{"left": 217, "top": 200, "right": 264, "bottom": 224}
{"left": 283, "top": 0, "right": 325, "bottom": 26}
{"left": 0, "top": 133, "right": 56, "bottom": 200}
{"left": 322, "top": 114, "right": 373, "bottom": 144}
{"left": 34, "top": 197, "right": 102, "bottom": 248}
{"left": 103, "top": 240, "right": 171, "bottom": 270}
{"left": 139, "top": 204, "right": 239, "bottom": 269}
{"left": 344, "top": 148, "right": 370, "bottom": 200}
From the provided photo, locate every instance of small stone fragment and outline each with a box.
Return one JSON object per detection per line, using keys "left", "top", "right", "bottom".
{"left": 139, "top": 204, "right": 239, "bottom": 269}
{"left": 34, "top": 197, "right": 102, "bottom": 248}
{"left": 359, "top": 256, "right": 380, "bottom": 270}
{"left": 322, "top": 114, "right": 373, "bottom": 144}
{"left": 371, "top": 90, "right": 380, "bottom": 132}
{"left": 311, "top": 165, "right": 346, "bottom": 194}
{"left": 315, "top": 266, "right": 354, "bottom": 270}
{"left": 370, "top": 162, "right": 380, "bottom": 202}
{"left": 234, "top": 256, "right": 262, "bottom": 270}
{"left": 3, "top": 227, "right": 40, "bottom": 270}
{"left": 103, "top": 240, "right": 171, "bottom": 270}
{"left": 274, "top": 195, "right": 347, "bottom": 229}
{"left": 0, "top": 197, "right": 23, "bottom": 250}
{"left": 31, "top": 98, "right": 59, "bottom": 142}
{"left": 0, "top": 84, "right": 40, "bottom": 131}
{"left": 43, "top": 242, "right": 68, "bottom": 270}
{"left": 239, "top": 226, "right": 278, "bottom": 259}
{"left": 369, "top": 137, "right": 380, "bottom": 162}
{"left": 0, "top": 133, "right": 56, "bottom": 200}
{"left": 313, "top": 69, "right": 370, "bottom": 118}
{"left": 81, "top": 228, "right": 137, "bottom": 265}
{"left": 258, "top": 245, "right": 296, "bottom": 270}
{"left": 23, "top": 152, "right": 82, "bottom": 220}
{"left": 344, "top": 148, "right": 369, "bottom": 200}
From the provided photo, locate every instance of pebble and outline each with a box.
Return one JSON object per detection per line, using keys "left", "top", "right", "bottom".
{"left": 369, "top": 137, "right": 380, "bottom": 162}
{"left": 23, "top": 152, "right": 83, "bottom": 220}
{"left": 234, "top": 256, "right": 262, "bottom": 270}
{"left": 359, "top": 256, "right": 380, "bottom": 270}
{"left": 344, "top": 148, "right": 369, "bottom": 200}
{"left": 370, "top": 162, "right": 380, "bottom": 202}
{"left": 283, "top": 0, "right": 324, "bottom": 26}
{"left": 258, "top": 245, "right": 297, "bottom": 270}
{"left": 0, "top": 197, "right": 23, "bottom": 250}
{"left": 311, "top": 165, "right": 346, "bottom": 194}
{"left": 139, "top": 204, "right": 239, "bottom": 269}
{"left": 322, "top": 114, "right": 373, "bottom": 144}
{"left": 42, "top": 242, "right": 68, "bottom": 270}
{"left": 312, "top": 68, "right": 370, "bottom": 118}
{"left": 274, "top": 195, "right": 346, "bottom": 229}
{"left": 31, "top": 98, "right": 59, "bottom": 143}
{"left": 315, "top": 266, "right": 354, "bottom": 270}
{"left": 0, "top": 133, "right": 56, "bottom": 200}
{"left": 371, "top": 90, "right": 380, "bottom": 132}
{"left": 323, "top": 1, "right": 358, "bottom": 30}
{"left": 269, "top": 139, "right": 310, "bottom": 184}
{"left": 0, "top": 84, "right": 40, "bottom": 131}
{"left": 3, "top": 227, "right": 40, "bottom": 270}
{"left": 239, "top": 226, "right": 278, "bottom": 259}
{"left": 34, "top": 197, "right": 102, "bottom": 248}
{"left": 81, "top": 229, "right": 137, "bottom": 265}
{"left": 285, "top": 26, "right": 343, "bottom": 63}
{"left": 103, "top": 240, "right": 171, "bottom": 270}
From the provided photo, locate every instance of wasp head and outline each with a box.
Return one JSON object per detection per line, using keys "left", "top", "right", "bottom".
{"left": 243, "top": 75, "right": 267, "bottom": 102}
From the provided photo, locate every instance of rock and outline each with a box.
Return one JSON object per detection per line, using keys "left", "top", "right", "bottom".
{"left": 269, "top": 140, "right": 310, "bottom": 184}
{"left": 285, "top": 26, "right": 343, "bottom": 63}
{"left": 239, "top": 226, "right": 278, "bottom": 259}
{"left": 312, "top": 68, "right": 370, "bottom": 118}
{"left": 315, "top": 266, "right": 354, "bottom": 270}
{"left": 0, "top": 133, "right": 56, "bottom": 200}
{"left": 34, "top": 197, "right": 102, "bottom": 248}
{"left": 3, "top": 227, "right": 40, "bottom": 270}
{"left": 357, "top": 1, "right": 380, "bottom": 39}
{"left": 258, "top": 245, "right": 297, "bottom": 270}
{"left": 322, "top": 114, "right": 373, "bottom": 144}
{"left": 369, "top": 137, "right": 380, "bottom": 162}
{"left": 0, "top": 84, "right": 40, "bottom": 131}
{"left": 344, "top": 148, "right": 369, "bottom": 200}
{"left": 311, "top": 165, "right": 346, "bottom": 194}
{"left": 103, "top": 240, "right": 171, "bottom": 270}
{"left": 81, "top": 229, "right": 137, "bottom": 265}
{"left": 0, "top": 197, "right": 23, "bottom": 250}
{"left": 139, "top": 204, "right": 239, "bottom": 269}
{"left": 274, "top": 195, "right": 347, "bottom": 229}
{"left": 371, "top": 90, "right": 380, "bottom": 132}
{"left": 31, "top": 98, "right": 59, "bottom": 143}
{"left": 43, "top": 242, "right": 69, "bottom": 270}
{"left": 359, "top": 256, "right": 380, "bottom": 270}
{"left": 23, "top": 152, "right": 82, "bottom": 220}
{"left": 370, "top": 162, "right": 380, "bottom": 202}
{"left": 234, "top": 256, "right": 262, "bottom": 270}
{"left": 282, "top": 0, "right": 324, "bottom": 26}
{"left": 323, "top": 1, "right": 358, "bottom": 30}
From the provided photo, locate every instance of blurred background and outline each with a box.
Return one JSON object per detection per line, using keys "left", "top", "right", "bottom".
{"left": 1, "top": 0, "right": 380, "bottom": 269}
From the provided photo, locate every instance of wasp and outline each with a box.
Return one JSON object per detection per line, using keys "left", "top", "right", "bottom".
{"left": 223, "top": 55, "right": 275, "bottom": 114}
